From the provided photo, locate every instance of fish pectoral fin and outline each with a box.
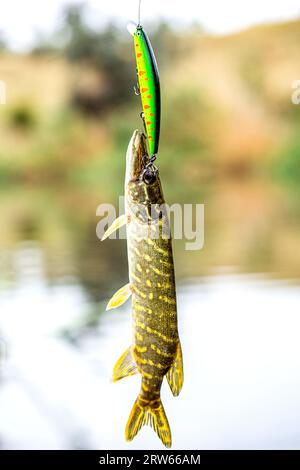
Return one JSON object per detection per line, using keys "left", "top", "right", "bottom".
{"left": 166, "top": 341, "right": 184, "bottom": 397}
{"left": 101, "top": 214, "right": 129, "bottom": 241}
{"left": 106, "top": 283, "right": 132, "bottom": 311}
{"left": 112, "top": 347, "right": 138, "bottom": 382}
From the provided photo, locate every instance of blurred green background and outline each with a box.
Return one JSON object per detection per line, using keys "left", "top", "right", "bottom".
{"left": 1, "top": 2, "right": 300, "bottom": 450}
{"left": 1, "top": 6, "right": 300, "bottom": 291}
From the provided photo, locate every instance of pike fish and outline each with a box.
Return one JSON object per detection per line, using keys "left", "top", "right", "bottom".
{"left": 102, "top": 130, "right": 183, "bottom": 448}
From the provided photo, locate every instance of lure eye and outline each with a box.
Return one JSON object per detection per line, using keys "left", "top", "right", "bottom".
{"left": 143, "top": 169, "right": 157, "bottom": 185}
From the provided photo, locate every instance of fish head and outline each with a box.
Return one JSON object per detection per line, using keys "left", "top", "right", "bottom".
{"left": 125, "top": 130, "right": 164, "bottom": 221}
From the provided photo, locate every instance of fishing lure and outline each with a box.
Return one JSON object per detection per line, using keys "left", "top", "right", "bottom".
{"left": 128, "top": 16, "right": 161, "bottom": 160}
{"left": 102, "top": 131, "right": 183, "bottom": 448}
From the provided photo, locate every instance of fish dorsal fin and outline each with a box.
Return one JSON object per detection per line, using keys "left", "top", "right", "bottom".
{"left": 106, "top": 283, "right": 132, "bottom": 311}
{"left": 112, "top": 347, "right": 138, "bottom": 382}
{"left": 166, "top": 341, "right": 184, "bottom": 397}
{"left": 101, "top": 214, "right": 129, "bottom": 241}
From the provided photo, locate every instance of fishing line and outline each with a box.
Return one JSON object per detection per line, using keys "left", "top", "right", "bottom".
{"left": 138, "top": 0, "right": 142, "bottom": 26}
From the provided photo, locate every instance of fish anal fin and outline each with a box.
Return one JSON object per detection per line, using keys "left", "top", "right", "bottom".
{"left": 101, "top": 214, "right": 129, "bottom": 241}
{"left": 166, "top": 341, "right": 184, "bottom": 397}
{"left": 106, "top": 283, "right": 132, "bottom": 311}
{"left": 112, "top": 347, "right": 137, "bottom": 382}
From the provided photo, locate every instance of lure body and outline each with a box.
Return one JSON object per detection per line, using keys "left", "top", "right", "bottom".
{"left": 133, "top": 25, "right": 161, "bottom": 158}
{"left": 102, "top": 131, "right": 183, "bottom": 448}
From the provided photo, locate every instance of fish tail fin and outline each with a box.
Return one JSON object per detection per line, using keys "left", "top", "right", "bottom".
{"left": 125, "top": 395, "right": 171, "bottom": 448}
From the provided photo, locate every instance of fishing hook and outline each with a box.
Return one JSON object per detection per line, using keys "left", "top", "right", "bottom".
{"left": 143, "top": 154, "right": 157, "bottom": 167}
{"left": 140, "top": 111, "right": 147, "bottom": 135}
{"left": 134, "top": 82, "right": 140, "bottom": 95}
{"left": 140, "top": 154, "right": 158, "bottom": 184}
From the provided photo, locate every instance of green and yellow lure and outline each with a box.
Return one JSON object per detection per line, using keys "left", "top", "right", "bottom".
{"left": 128, "top": 22, "right": 161, "bottom": 159}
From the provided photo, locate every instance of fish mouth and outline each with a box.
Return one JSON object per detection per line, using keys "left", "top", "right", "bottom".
{"left": 126, "top": 130, "right": 148, "bottom": 183}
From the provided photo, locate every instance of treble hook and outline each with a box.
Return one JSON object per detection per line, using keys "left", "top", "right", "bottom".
{"left": 141, "top": 154, "right": 158, "bottom": 184}
{"left": 142, "top": 154, "right": 157, "bottom": 170}
{"left": 139, "top": 111, "right": 147, "bottom": 135}
{"left": 134, "top": 82, "right": 140, "bottom": 96}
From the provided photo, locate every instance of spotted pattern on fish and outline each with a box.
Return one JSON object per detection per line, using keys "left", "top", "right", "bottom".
{"left": 107, "top": 131, "right": 183, "bottom": 448}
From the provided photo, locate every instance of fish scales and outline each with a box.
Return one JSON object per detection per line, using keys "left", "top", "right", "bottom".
{"left": 130, "top": 234, "right": 178, "bottom": 378}
{"left": 104, "top": 130, "right": 183, "bottom": 448}
{"left": 125, "top": 131, "right": 183, "bottom": 447}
